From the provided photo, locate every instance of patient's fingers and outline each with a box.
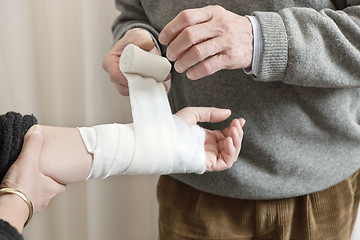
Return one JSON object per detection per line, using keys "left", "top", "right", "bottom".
{"left": 221, "top": 128, "right": 238, "bottom": 167}
{"left": 226, "top": 119, "right": 244, "bottom": 154}
{"left": 239, "top": 118, "right": 246, "bottom": 128}
{"left": 175, "top": 107, "right": 231, "bottom": 126}
{"left": 214, "top": 119, "right": 245, "bottom": 171}
{"left": 231, "top": 125, "right": 242, "bottom": 157}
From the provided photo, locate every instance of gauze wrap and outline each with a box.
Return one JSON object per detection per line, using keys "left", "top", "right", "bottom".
{"left": 79, "top": 44, "right": 206, "bottom": 178}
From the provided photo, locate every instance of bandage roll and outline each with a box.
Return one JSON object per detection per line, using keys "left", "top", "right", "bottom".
{"left": 79, "top": 43, "right": 206, "bottom": 178}
{"left": 120, "top": 44, "right": 171, "bottom": 82}
{"left": 121, "top": 44, "right": 176, "bottom": 174}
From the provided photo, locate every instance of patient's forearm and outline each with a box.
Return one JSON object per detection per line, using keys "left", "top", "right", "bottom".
{"left": 39, "top": 126, "right": 92, "bottom": 184}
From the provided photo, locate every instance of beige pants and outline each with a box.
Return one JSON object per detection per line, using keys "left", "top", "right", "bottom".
{"left": 157, "top": 170, "right": 360, "bottom": 240}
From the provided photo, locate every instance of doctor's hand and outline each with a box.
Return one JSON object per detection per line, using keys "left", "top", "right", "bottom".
{"left": 103, "top": 28, "right": 164, "bottom": 96}
{"left": 175, "top": 107, "right": 245, "bottom": 172}
{"left": 159, "top": 5, "right": 253, "bottom": 80}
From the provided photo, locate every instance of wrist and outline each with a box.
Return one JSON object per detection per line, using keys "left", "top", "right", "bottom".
{"left": 39, "top": 126, "right": 93, "bottom": 184}
{"left": 0, "top": 194, "right": 28, "bottom": 233}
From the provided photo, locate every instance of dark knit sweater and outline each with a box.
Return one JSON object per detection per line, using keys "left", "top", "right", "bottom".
{"left": 0, "top": 112, "right": 37, "bottom": 182}
{"left": 0, "top": 220, "right": 23, "bottom": 240}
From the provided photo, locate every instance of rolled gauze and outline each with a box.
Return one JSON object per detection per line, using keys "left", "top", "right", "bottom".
{"left": 120, "top": 44, "right": 171, "bottom": 82}
{"left": 79, "top": 44, "right": 206, "bottom": 178}
{"left": 120, "top": 44, "right": 177, "bottom": 174}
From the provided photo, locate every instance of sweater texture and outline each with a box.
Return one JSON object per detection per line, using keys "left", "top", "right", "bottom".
{"left": 0, "top": 112, "right": 37, "bottom": 182}
{"left": 113, "top": 0, "right": 360, "bottom": 199}
{"left": 0, "top": 219, "right": 23, "bottom": 240}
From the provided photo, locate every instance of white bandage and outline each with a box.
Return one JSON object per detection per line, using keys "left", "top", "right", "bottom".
{"left": 79, "top": 44, "right": 206, "bottom": 178}
{"left": 78, "top": 124, "right": 135, "bottom": 179}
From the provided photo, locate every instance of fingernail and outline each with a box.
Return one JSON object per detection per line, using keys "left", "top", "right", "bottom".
{"left": 174, "top": 62, "right": 184, "bottom": 73}
{"left": 240, "top": 119, "right": 246, "bottom": 127}
{"left": 221, "top": 109, "right": 231, "bottom": 116}
{"left": 159, "top": 33, "right": 167, "bottom": 44}
{"left": 32, "top": 125, "right": 42, "bottom": 136}
{"left": 166, "top": 51, "right": 175, "bottom": 61}
{"left": 186, "top": 71, "right": 193, "bottom": 80}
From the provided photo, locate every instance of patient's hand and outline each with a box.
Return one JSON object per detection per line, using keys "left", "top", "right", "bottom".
{"left": 35, "top": 107, "right": 243, "bottom": 184}
{"left": 175, "top": 107, "right": 245, "bottom": 172}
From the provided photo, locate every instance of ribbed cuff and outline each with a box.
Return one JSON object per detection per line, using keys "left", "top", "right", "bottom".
{"left": 252, "top": 11, "right": 288, "bottom": 82}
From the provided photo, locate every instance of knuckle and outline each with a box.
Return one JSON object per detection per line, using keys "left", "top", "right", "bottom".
{"left": 202, "top": 61, "right": 214, "bottom": 75}
{"left": 210, "top": 5, "right": 225, "bottom": 12}
{"left": 192, "top": 44, "right": 204, "bottom": 59}
{"left": 224, "top": 54, "right": 236, "bottom": 69}
{"left": 164, "top": 28, "right": 176, "bottom": 39}
{"left": 179, "top": 10, "right": 193, "bottom": 25}
{"left": 227, "top": 50, "right": 237, "bottom": 61}
{"left": 183, "top": 27, "right": 197, "bottom": 43}
{"left": 224, "top": 35, "right": 236, "bottom": 47}
{"left": 209, "top": 5, "right": 226, "bottom": 17}
{"left": 219, "top": 21, "right": 231, "bottom": 32}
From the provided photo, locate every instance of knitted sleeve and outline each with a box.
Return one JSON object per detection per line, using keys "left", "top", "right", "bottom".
{"left": 253, "top": 1, "right": 360, "bottom": 88}
{"left": 113, "top": 0, "right": 161, "bottom": 43}
{"left": 0, "top": 219, "right": 24, "bottom": 240}
{"left": 0, "top": 112, "right": 38, "bottom": 182}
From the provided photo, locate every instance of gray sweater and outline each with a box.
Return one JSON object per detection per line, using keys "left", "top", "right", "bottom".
{"left": 113, "top": 0, "right": 360, "bottom": 199}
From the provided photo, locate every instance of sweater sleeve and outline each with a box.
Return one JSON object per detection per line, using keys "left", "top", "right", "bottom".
{"left": 0, "top": 112, "right": 38, "bottom": 182}
{"left": 113, "top": 0, "right": 161, "bottom": 43}
{"left": 0, "top": 219, "right": 23, "bottom": 240}
{"left": 253, "top": 0, "right": 360, "bottom": 88}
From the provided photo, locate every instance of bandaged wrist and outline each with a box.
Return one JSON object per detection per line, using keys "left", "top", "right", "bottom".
{"left": 78, "top": 123, "right": 135, "bottom": 179}
{"left": 78, "top": 115, "right": 206, "bottom": 179}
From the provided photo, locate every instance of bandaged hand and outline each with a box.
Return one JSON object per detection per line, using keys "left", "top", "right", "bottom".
{"left": 79, "top": 107, "right": 245, "bottom": 179}
{"left": 175, "top": 107, "right": 245, "bottom": 172}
